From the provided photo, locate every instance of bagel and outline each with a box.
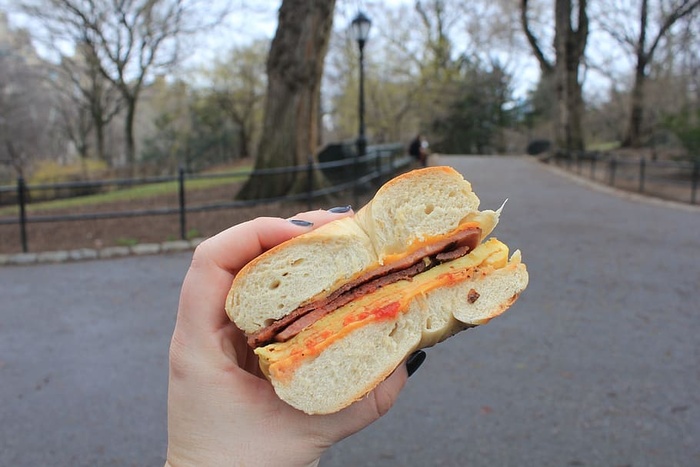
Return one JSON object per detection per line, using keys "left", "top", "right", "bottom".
{"left": 226, "top": 166, "right": 529, "bottom": 414}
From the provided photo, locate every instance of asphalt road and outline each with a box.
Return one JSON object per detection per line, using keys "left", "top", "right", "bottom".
{"left": 1, "top": 156, "right": 698, "bottom": 466}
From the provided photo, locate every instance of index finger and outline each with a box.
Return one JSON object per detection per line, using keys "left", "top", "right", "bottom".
{"left": 177, "top": 209, "right": 354, "bottom": 338}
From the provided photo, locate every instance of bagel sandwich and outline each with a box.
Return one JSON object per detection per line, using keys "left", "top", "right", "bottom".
{"left": 225, "top": 166, "right": 529, "bottom": 414}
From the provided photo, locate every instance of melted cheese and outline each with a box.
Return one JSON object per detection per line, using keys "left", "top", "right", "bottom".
{"left": 380, "top": 221, "right": 482, "bottom": 265}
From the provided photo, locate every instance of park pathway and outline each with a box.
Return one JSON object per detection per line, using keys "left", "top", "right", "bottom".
{"left": 1, "top": 156, "right": 699, "bottom": 466}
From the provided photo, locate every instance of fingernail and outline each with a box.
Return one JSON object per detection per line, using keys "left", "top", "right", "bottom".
{"left": 406, "top": 350, "right": 426, "bottom": 377}
{"left": 289, "top": 219, "right": 314, "bottom": 227}
{"left": 328, "top": 205, "right": 352, "bottom": 213}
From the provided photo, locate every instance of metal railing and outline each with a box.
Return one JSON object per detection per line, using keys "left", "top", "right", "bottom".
{"left": 0, "top": 143, "right": 410, "bottom": 253}
{"left": 544, "top": 150, "right": 700, "bottom": 205}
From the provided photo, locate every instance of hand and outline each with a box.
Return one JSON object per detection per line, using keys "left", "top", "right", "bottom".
{"left": 166, "top": 209, "right": 411, "bottom": 467}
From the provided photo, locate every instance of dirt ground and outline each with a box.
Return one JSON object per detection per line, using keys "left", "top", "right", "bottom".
{"left": 547, "top": 151, "right": 699, "bottom": 205}
{"left": 0, "top": 182, "right": 370, "bottom": 254}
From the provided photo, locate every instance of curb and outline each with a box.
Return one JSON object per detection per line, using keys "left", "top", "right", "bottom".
{"left": 0, "top": 238, "right": 205, "bottom": 267}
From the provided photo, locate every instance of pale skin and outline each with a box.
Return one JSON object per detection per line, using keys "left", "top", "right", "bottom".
{"left": 166, "top": 209, "right": 409, "bottom": 467}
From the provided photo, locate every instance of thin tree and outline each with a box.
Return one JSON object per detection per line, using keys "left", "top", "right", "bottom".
{"left": 598, "top": 0, "right": 700, "bottom": 147}
{"left": 204, "top": 40, "right": 268, "bottom": 160}
{"left": 0, "top": 49, "right": 54, "bottom": 178}
{"left": 55, "top": 43, "right": 122, "bottom": 165}
{"left": 20, "top": 0, "right": 228, "bottom": 172}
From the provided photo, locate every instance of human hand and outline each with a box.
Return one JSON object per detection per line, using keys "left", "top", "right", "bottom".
{"left": 166, "top": 209, "right": 419, "bottom": 467}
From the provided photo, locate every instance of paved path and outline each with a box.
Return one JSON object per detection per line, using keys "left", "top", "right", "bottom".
{"left": 1, "top": 156, "right": 698, "bottom": 466}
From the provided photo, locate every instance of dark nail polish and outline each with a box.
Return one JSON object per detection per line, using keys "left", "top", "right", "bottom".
{"left": 289, "top": 219, "right": 314, "bottom": 227}
{"left": 406, "top": 350, "right": 426, "bottom": 377}
{"left": 328, "top": 205, "right": 352, "bottom": 213}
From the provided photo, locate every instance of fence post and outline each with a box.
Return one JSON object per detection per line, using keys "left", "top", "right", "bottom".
{"left": 353, "top": 151, "right": 360, "bottom": 209}
{"left": 17, "top": 176, "right": 28, "bottom": 253}
{"left": 178, "top": 166, "right": 186, "bottom": 240}
{"left": 692, "top": 159, "right": 699, "bottom": 204}
{"left": 307, "top": 154, "right": 313, "bottom": 211}
{"left": 376, "top": 147, "right": 381, "bottom": 176}
{"left": 609, "top": 157, "right": 617, "bottom": 186}
{"left": 576, "top": 152, "right": 582, "bottom": 174}
{"left": 638, "top": 157, "right": 646, "bottom": 193}
{"left": 590, "top": 153, "right": 597, "bottom": 180}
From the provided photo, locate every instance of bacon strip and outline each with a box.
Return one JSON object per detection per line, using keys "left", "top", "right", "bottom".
{"left": 248, "top": 226, "right": 481, "bottom": 347}
{"left": 274, "top": 260, "right": 432, "bottom": 343}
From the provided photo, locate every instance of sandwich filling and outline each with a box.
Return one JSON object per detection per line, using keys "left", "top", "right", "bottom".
{"left": 255, "top": 237, "right": 518, "bottom": 383}
{"left": 248, "top": 224, "right": 482, "bottom": 347}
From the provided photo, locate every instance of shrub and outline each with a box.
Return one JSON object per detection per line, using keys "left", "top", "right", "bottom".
{"left": 662, "top": 107, "right": 700, "bottom": 161}
{"left": 28, "top": 160, "right": 109, "bottom": 201}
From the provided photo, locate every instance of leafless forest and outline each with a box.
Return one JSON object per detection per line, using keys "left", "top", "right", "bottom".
{"left": 1, "top": 0, "right": 698, "bottom": 195}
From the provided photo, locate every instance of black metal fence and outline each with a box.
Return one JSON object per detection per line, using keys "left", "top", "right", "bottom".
{"left": 544, "top": 151, "right": 700, "bottom": 205}
{"left": 0, "top": 143, "right": 410, "bottom": 253}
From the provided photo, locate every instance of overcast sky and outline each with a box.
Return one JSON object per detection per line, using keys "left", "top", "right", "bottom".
{"left": 5, "top": 0, "right": 626, "bottom": 102}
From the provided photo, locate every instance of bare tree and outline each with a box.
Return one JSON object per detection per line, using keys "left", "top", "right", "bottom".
{"left": 54, "top": 43, "right": 122, "bottom": 165}
{"left": 596, "top": 0, "right": 700, "bottom": 147}
{"left": 0, "top": 50, "right": 55, "bottom": 178}
{"left": 204, "top": 39, "right": 268, "bottom": 160}
{"left": 521, "top": 0, "right": 589, "bottom": 151}
{"left": 20, "top": 0, "right": 229, "bottom": 172}
{"left": 237, "top": 0, "right": 336, "bottom": 200}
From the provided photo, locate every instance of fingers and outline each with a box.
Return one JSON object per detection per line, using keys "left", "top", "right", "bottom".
{"left": 316, "top": 350, "right": 428, "bottom": 442}
{"left": 288, "top": 206, "right": 353, "bottom": 228}
{"left": 318, "top": 363, "right": 409, "bottom": 442}
{"left": 201, "top": 207, "right": 354, "bottom": 274}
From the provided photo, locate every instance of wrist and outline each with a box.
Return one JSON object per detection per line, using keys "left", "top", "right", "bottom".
{"left": 165, "top": 449, "right": 322, "bottom": 467}
{"left": 165, "top": 459, "right": 321, "bottom": 467}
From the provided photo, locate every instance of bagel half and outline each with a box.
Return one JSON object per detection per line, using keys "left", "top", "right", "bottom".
{"left": 226, "top": 166, "right": 528, "bottom": 414}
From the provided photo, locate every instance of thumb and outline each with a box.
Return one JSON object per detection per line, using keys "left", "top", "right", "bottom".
{"left": 317, "top": 362, "right": 410, "bottom": 444}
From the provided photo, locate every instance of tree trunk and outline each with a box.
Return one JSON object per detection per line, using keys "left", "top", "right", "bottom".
{"left": 92, "top": 107, "right": 108, "bottom": 165}
{"left": 624, "top": 0, "right": 649, "bottom": 148}
{"left": 552, "top": 0, "right": 586, "bottom": 151}
{"left": 237, "top": 0, "right": 335, "bottom": 200}
{"left": 624, "top": 61, "right": 647, "bottom": 147}
{"left": 125, "top": 97, "right": 137, "bottom": 174}
{"left": 239, "top": 125, "right": 249, "bottom": 159}
{"left": 553, "top": 49, "right": 586, "bottom": 151}
{"left": 521, "top": 0, "right": 587, "bottom": 152}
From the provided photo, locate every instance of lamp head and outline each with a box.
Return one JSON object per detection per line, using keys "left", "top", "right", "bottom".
{"left": 351, "top": 11, "right": 372, "bottom": 48}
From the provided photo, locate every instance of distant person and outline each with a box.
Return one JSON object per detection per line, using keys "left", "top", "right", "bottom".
{"left": 409, "top": 134, "right": 429, "bottom": 167}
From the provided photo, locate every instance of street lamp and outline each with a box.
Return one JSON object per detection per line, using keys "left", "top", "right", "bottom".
{"left": 351, "top": 11, "right": 371, "bottom": 204}
{"left": 351, "top": 11, "right": 371, "bottom": 161}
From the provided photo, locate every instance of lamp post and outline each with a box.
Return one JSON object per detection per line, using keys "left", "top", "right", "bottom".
{"left": 351, "top": 11, "right": 371, "bottom": 203}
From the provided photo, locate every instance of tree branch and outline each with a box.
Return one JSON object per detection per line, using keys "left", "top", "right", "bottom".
{"left": 646, "top": 0, "right": 700, "bottom": 67}
{"left": 520, "top": 0, "right": 553, "bottom": 73}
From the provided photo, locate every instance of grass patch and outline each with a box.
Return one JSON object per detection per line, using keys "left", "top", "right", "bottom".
{"left": 0, "top": 168, "right": 250, "bottom": 216}
{"left": 116, "top": 237, "right": 139, "bottom": 247}
{"left": 164, "top": 228, "right": 201, "bottom": 242}
{"left": 587, "top": 141, "right": 621, "bottom": 152}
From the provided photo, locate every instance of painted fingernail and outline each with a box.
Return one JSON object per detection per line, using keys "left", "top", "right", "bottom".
{"left": 289, "top": 219, "right": 314, "bottom": 227}
{"left": 328, "top": 205, "right": 352, "bottom": 213}
{"left": 406, "top": 350, "right": 426, "bottom": 377}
